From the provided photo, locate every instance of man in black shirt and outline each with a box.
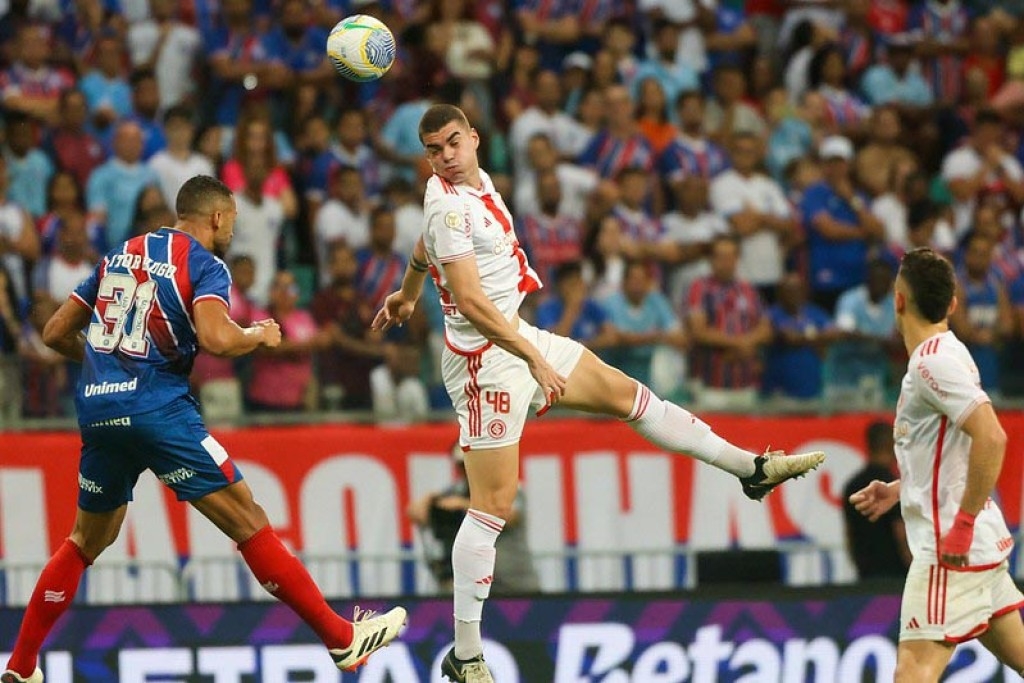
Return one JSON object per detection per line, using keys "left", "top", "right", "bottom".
{"left": 843, "top": 420, "right": 912, "bottom": 578}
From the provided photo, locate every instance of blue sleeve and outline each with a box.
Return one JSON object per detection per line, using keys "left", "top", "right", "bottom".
{"left": 205, "top": 27, "right": 229, "bottom": 58}
{"left": 1011, "top": 276, "right": 1024, "bottom": 306}
{"left": 192, "top": 250, "right": 231, "bottom": 308}
{"left": 72, "top": 259, "right": 104, "bottom": 308}
{"left": 659, "top": 144, "right": 682, "bottom": 178}
{"left": 907, "top": 3, "right": 924, "bottom": 30}
{"left": 86, "top": 166, "right": 106, "bottom": 212}
{"left": 860, "top": 66, "right": 889, "bottom": 105}
{"left": 800, "top": 184, "right": 828, "bottom": 229}
{"left": 585, "top": 299, "right": 606, "bottom": 326}
{"left": 810, "top": 304, "right": 833, "bottom": 329}
{"left": 652, "top": 292, "right": 677, "bottom": 329}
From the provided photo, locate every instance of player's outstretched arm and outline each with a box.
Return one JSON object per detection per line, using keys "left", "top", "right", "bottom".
{"left": 42, "top": 298, "right": 92, "bottom": 362}
{"left": 958, "top": 402, "right": 1007, "bottom": 516}
{"left": 849, "top": 479, "right": 901, "bottom": 522}
{"left": 195, "top": 300, "right": 281, "bottom": 357}
{"left": 373, "top": 237, "right": 428, "bottom": 331}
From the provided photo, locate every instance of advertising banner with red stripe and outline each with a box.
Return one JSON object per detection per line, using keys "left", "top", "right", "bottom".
{"left": 1, "top": 414, "right": 1022, "bottom": 602}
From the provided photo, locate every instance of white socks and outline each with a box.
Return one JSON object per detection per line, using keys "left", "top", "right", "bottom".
{"left": 625, "top": 383, "right": 757, "bottom": 478}
{"left": 452, "top": 508, "right": 505, "bottom": 660}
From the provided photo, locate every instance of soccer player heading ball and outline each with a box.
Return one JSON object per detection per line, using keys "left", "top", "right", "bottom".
{"left": 372, "top": 104, "right": 826, "bottom": 682}
{"left": 2, "top": 176, "right": 406, "bottom": 683}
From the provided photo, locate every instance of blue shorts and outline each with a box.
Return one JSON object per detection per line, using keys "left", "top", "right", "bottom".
{"left": 78, "top": 399, "right": 243, "bottom": 512}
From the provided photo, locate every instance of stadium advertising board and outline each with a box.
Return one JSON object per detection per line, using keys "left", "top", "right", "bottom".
{"left": 2, "top": 415, "right": 1024, "bottom": 602}
{"left": 1, "top": 591, "right": 1021, "bottom": 682}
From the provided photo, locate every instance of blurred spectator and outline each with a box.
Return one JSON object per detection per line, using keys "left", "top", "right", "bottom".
{"left": 148, "top": 105, "right": 214, "bottom": 208}
{"left": 581, "top": 214, "right": 626, "bottom": 301}
{"left": 226, "top": 157, "right": 285, "bottom": 306}
{"left": 704, "top": 64, "right": 767, "bottom": 143}
{"left": 315, "top": 165, "right": 370, "bottom": 286}
{"left": 0, "top": 265, "right": 21, "bottom": 424}
{"left": 763, "top": 272, "right": 839, "bottom": 400}
{"left": 962, "top": 16, "right": 1005, "bottom": 99}
{"left": 79, "top": 31, "right": 132, "bottom": 130}
{"left": 634, "top": 77, "right": 676, "bottom": 155}
{"left": 426, "top": 0, "right": 496, "bottom": 84}
{"left": 38, "top": 171, "right": 105, "bottom": 257}
{"left": 632, "top": 19, "right": 699, "bottom": 116}
{"left": 517, "top": 169, "right": 583, "bottom": 286}
{"left": 42, "top": 88, "right": 105, "bottom": 189}
{"left": 355, "top": 206, "right": 406, "bottom": 312}
{"left": 660, "top": 91, "right": 729, "bottom": 195}
{"left": 839, "top": 0, "right": 876, "bottom": 83}
{"left": 940, "top": 109, "right": 1024, "bottom": 238}
{"left": 513, "top": 132, "right": 598, "bottom": 220}
{"left": 262, "top": 0, "right": 334, "bottom": 92}
{"left": 842, "top": 420, "right": 912, "bottom": 579}
{"left": 127, "top": 0, "right": 202, "bottom": 111}
{"left": 85, "top": 119, "right": 159, "bottom": 245}
{"left": 247, "top": 270, "right": 329, "bottom": 411}
{"left": 828, "top": 258, "right": 898, "bottom": 403}
{"left": 124, "top": 68, "right": 168, "bottom": 160}
{"left": 3, "top": 112, "right": 54, "bottom": 218}
{"left": 860, "top": 35, "right": 934, "bottom": 109}
{"left": 765, "top": 88, "right": 820, "bottom": 181}
{"left": 536, "top": 260, "right": 616, "bottom": 349}
{"left": 329, "top": 107, "right": 383, "bottom": 203}
{"left": 0, "top": 23, "right": 74, "bottom": 125}
{"left": 407, "top": 441, "right": 540, "bottom": 594}
{"left": 204, "top": 0, "right": 289, "bottom": 128}
{"left": 637, "top": 175, "right": 726, "bottom": 309}
{"left": 31, "top": 210, "right": 93, "bottom": 301}
{"left": 370, "top": 341, "right": 429, "bottom": 421}
{"left": 384, "top": 177, "right": 425, "bottom": 258}
{"left": 311, "top": 240, "right": 385, "bottom": 410}
{"left": 129, "top": 183, "right": 169, "bottom": 236}
{"left": 907, "top": 0, "right": 969, "bottom": 106}
{"left": 18, "top": 292, "right": 66, "bottom": 418}
{"left": 808, "top": 42, "right": 869, "bottom": 136}
{"left": 611, "top": 167, "right": 662, "bottom": 243}
{"left": 0, "top": 154, "right": 41, "bottom": 305}
{"left": 710, "top": 131, "right": 796, "bottom": 302}
{"left": 855, "top": 106, "right": 918, "bottom": 202}
{"left": 509, "top": 70, "right": 579, "bottom": 182}
{"left": 882, "top": 196, "right": 956, "bottom": 265}
{"left": 800, "top": 135, "right": 884, "bottom": 312}
{"left": 513, "top": 0, "right": 581, "bottom": 72}
{"left": 951, "top": 231, "right": 1014, "bottom": 392}
{"left": 640, "top": 0, "right": 713, "bottom": 77}
{"left": 578, "top": 85, "right": 656, "bottom": 179}
{"left": 686, "top": 235, "right": 770, "bottom": 409}
{"left": 220, "top": 108, "right": 298, "bottom": 218}
{"left": 602, "top": 259, "right": 686, "bottom": 389}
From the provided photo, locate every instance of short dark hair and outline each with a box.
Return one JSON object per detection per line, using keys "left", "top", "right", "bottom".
{"left": 674, "top": 89, "right": 703, "bottom": 110}
{"left": 975, "top": 108, "right": 1003, "bottom": 128}
{"left": 370, "top": 205, "right": 394, "bottom": 225}
{"left": 898, "top": 247, "right": 955, "bottom": 323}
{"left": 554, "top": 260, "right": 583, "bottom": 284}
{"left": 175, "top": 175, "right": 233, "bottom": 219}
{"left": 130, "top": 68, "right": 156, "bottom": 87}
{"left": 163, "top": 104, "right": 194, "bottom": 125}
{"left": 418, "top": 104, "right": 470, "bottom": 143}
{"left": 866, "top": 420, "right": 893, "bottom": 454}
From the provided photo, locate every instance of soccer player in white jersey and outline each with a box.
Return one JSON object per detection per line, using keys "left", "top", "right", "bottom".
{"left": 850, "top": 247, "right": 1024, "bottom": 682}
{"left": 373, "top": 104, "right": 826, "bottom": 683}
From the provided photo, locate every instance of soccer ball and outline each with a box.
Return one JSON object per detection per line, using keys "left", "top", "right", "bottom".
{"left": 326, "top": 14, "right": 397, "bottom": 82}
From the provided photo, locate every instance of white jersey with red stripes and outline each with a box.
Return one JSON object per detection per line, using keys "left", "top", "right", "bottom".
{"left": 894, "top": 330, "right": 1013, "bottom": 569}
{"left": 422, "top": 170, "right": 541, "bottom": 353}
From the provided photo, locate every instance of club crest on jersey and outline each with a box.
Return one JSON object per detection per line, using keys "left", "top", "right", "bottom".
{"left": 444, "top": 211, "right": 462, "bottom": 230}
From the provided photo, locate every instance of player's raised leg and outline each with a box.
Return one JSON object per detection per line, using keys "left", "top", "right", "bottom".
{"left": 979, "top": 610, "right": 1024, "bottom": 675}
{"left": 560, "top": 349, "right": 825, "bottom": 499}
{"left": 3, "top": 506, "right": 127, "bottom": 683}
{"left": 191, "top": 480, "right": 407, "bottom": 671}
{"left": 894, "top": 640, "right": 955, "bottom": 683}
{"left": 439, "top": 444, "right": 517, "bottom": 683}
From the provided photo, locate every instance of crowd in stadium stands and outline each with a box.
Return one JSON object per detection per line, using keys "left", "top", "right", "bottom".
{"left": 5, "top": 0, "right": 1024, "bottom": 422}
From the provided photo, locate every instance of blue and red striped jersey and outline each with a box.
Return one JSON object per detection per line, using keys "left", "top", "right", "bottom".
{"left": 71, "top": 228, "right": 231, "bottom": 423}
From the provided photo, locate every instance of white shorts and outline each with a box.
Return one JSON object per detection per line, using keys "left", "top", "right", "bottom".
{"left": 441, "top": 319, "right": 585, "bottom": 450}
{"left": 899, "top": 560, "right": 1024, "bottom": 642}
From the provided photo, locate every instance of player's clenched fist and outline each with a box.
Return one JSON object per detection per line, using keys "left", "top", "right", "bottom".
{"left": 253, "top": 319, "right": 282, "bottom": 348}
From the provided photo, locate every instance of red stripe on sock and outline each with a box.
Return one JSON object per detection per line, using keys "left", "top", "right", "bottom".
{"left": 238, "top": 526, "right": 353, "bottom": 649}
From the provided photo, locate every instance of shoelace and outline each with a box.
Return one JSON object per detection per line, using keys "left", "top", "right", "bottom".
{"left": 352, "top": 605, "right": 378, "bottom": 622}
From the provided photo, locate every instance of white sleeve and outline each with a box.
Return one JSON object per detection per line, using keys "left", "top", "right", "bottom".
{"left": 426, "top": 196, "right": 475, "bottom": 263}
{"left": 914, "top": 349, "right": 991, "bottom": 427}
{"left": 1001, "top": 155, "right": 1024, "bottom": 181}
{"left": 709, "top": 176, "right": 743, "bottom": 216}
{"left": 767, "top": 181, "right": 792, "bottom": 218}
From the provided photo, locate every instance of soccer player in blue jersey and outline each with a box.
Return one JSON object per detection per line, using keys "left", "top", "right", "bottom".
{"left": 2, "top": 176, "right": 406, "bottom": 683}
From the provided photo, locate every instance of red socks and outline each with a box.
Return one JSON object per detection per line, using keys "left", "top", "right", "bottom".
{"left": 238, "top": 526, "right": 353, "bottom": 648}
{"left": 6, "top": 539, "right": 91, "bottom": 677}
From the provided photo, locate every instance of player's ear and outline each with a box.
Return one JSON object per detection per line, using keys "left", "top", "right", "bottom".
{"left": 948, "top": 295, "right": 958, "bottom": 317}
{"left": 894, "top": 289, "right": 905, "bottom": 314}
{"left": 470, "top": 128, "right": 480, "bottom": 150}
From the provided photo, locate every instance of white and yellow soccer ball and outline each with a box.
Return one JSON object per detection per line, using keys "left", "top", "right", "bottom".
{"left": 326, "top": 14, "right": 397, "bottom": 82}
